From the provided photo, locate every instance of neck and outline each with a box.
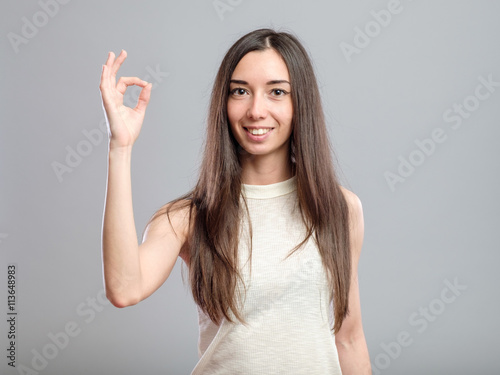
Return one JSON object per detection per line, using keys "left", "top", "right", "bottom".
{"left": 239, "top": 152, "right": 294, "bottom": 185}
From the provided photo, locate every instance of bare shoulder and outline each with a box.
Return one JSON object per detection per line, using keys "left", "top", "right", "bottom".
{"left": 338, "top": 185, "right": 363, "bottom": 215}
{"left": 338, "top": 185, "right": 364, "bottom": 257}
{"left": 145, "top": 199, "right": 192, "bottom": 235}
{"left": 143, "top": 199, "right": 193, "bottom": 262}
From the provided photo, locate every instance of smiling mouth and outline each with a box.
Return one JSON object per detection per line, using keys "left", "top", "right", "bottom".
{"left": 244, "top": 127, "right": 273, "bottom": 135}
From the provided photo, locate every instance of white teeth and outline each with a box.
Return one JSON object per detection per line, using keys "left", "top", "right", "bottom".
{"left": 248, "top": 128, "right": 271, "bottom": 135}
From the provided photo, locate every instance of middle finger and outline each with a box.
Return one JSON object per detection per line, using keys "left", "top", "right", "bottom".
{"left": 111, "top": 49, "right": 127, "bottom": 77}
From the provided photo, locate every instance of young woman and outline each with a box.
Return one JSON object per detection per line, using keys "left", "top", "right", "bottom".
{"left": 100, "top": 28, "right": 371, "bottom": 374}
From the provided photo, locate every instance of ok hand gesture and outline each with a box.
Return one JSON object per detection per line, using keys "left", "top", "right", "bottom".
{"left": 99, "top": 50, "right": 152, "bottom": 151}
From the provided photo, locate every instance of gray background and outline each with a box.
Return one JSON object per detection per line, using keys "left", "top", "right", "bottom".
{"left": 1, "top": 1, "right": 499, "bottom": 374}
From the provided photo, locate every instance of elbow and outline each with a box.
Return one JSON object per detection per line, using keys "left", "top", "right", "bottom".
{"left": 335, "top": 331, "right": 367, "bottom": 350}
{"left": 105, "top": 290, "right": 141, "bottom": 308}
{"left": 103, "top": 275, "right": 142, "bottom": 308}
{"left": 108, "top": 298, "right": 133, "bottom": 309}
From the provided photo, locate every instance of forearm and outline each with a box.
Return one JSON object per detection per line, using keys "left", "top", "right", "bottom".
{"left": 101, "top": 145, "right": 142, "bottom": 306}
{"left": 336, "top": 336, "right": 372, "bottom": 375}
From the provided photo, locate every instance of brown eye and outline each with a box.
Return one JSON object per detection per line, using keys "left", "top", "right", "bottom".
{"left": 230, "top": 88, "right": 247, "bottom": 96}
{"left": 272, "top": 89, "right": 288, "bottom": 96}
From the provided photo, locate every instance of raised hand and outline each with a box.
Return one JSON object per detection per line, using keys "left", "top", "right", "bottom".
{"left": 99, "top": 50, "right": 152, "bottom": 151}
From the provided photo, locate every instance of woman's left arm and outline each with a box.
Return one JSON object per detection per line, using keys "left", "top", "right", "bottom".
{"left": 335, "top": 188, "right": 372, "bottom": 375}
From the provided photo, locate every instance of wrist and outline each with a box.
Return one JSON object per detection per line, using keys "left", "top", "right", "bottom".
{"left": 108, "top": 143, "right": 133, "bottom": 160}
{"left": 108, "top": 139, "right": 133, "bottom": 152}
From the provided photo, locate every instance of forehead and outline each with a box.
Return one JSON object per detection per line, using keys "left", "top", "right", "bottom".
{"left": 231, "top": 49, "right": 290, "bottom": 81}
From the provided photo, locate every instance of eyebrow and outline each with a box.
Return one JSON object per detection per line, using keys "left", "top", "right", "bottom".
{"left": 230, "top": 79, "right": 291, "bottom": 85}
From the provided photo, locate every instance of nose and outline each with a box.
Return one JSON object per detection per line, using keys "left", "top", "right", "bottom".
{"left": 246, "top": 94, "right": 268, "bottom": 120}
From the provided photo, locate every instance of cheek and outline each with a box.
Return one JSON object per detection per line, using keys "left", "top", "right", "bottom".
{"left": 227, "top": 108, "right": 239, "bottom": 137}
{"left": 277, "top": 103, "right": 294, "bottom": 124}
{"left": 227, "top": 102, "right": 241, "bottom": 137}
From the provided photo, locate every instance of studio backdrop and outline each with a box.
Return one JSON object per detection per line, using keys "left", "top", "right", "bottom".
{"left": 1, "top": 1, "right": 499, "bottom": 374}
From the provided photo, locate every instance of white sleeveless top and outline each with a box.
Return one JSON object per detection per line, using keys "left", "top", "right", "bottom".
{"left": 190, "top": 176, "right": 343, "bottom": 374}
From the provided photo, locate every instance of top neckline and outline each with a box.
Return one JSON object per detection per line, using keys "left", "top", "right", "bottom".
{"left": 241, "top": 175, "right": 297, "bottom": 199}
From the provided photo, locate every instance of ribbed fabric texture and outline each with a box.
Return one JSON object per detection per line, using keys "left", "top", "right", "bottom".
{"left": 190, "top": 176, "right": 342, "bottom": 375}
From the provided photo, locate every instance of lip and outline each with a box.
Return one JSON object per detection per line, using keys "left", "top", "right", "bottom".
{"left": 244, "top": 127, "right": 274, "bottom": 141}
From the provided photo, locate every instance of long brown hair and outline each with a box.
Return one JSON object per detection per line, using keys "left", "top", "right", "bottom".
{"left": 145, "top": 28, "right": 351, "bottom": 334}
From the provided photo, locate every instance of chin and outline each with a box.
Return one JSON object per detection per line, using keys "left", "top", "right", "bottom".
{"left": 239, "top": 147, "right": 268, "bottom": 157}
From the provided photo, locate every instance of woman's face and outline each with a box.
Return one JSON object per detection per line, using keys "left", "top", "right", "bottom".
{"left": 227, "top": 48, "right": 293, "bottom": 161}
